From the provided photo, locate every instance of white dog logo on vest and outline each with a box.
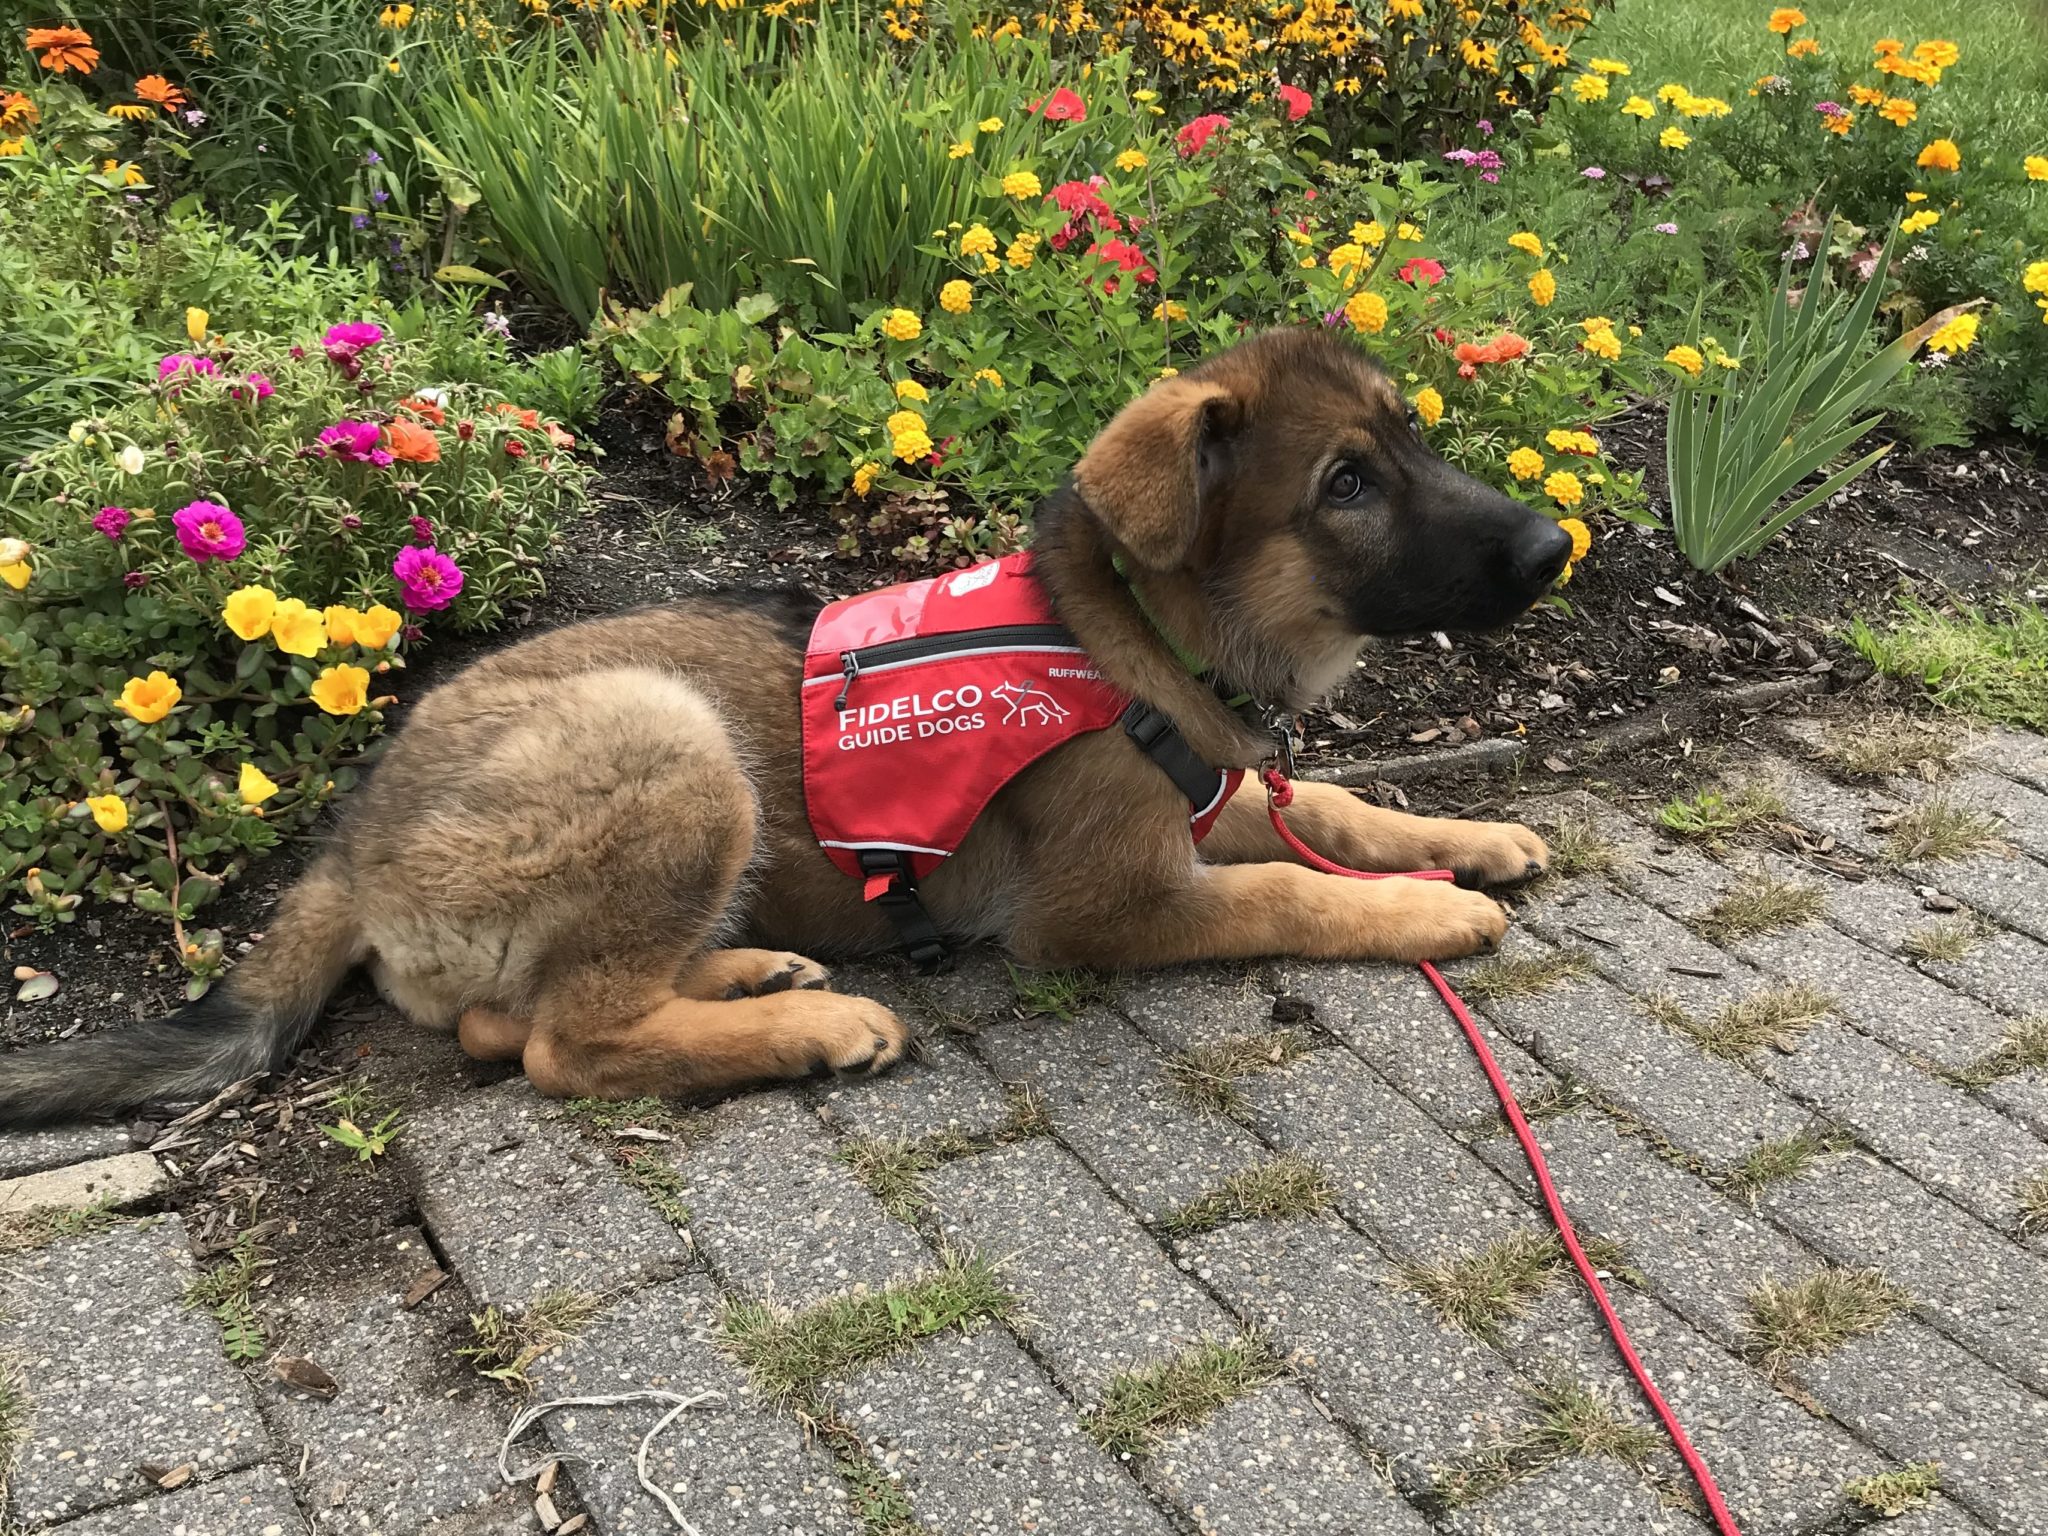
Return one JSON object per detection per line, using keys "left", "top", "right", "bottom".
{"left": 993, "top": 680, "right": 1070, "bottom": 727}
{"left": 946, "top": 562, "right": 1003, "bottom": 597}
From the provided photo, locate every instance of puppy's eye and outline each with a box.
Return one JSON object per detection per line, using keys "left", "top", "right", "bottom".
{"left": 1327, "top": 463, "right": 1372, "bottom": 505}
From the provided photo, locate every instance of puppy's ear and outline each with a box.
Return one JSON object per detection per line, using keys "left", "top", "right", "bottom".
{"left": 1072, "top": 375, "right": 1241, "bottom": 570}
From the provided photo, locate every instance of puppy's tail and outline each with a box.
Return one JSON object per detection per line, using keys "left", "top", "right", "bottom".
{"left": 0, "top": 857, "right": 363, "bottom": 1129}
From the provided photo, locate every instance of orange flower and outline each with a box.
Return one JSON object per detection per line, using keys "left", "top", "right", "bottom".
{"left": 0, "top": 91, "right": 37, "bottom": 132}
{"left": 384, "top": 419, "right": 441, "bottom": 464}
{"left": 400, "top": 395, "right": 446, "bottom": 427}
{"left": 1916, "top": 137, "right": 1961, "bottom": 172}
{"left": 133, "top": 74, "right": 187, "bottom": 112}
{"left": 25, "top": 24, "right": 98, "bottom": 73}
{"left": 492, "top": 403, "right": 540, "bottom": 430}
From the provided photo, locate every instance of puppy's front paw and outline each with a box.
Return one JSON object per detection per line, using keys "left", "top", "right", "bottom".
{"left": 1393, "top": 880, "right": 1511, "bottom": 961}
{"left": 1442, "top": 821, "right": 1549, "bottom": 889}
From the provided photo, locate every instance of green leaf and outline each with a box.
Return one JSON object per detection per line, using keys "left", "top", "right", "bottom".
{"left": 434, "top": 265, "right": 508, "bottom": 290}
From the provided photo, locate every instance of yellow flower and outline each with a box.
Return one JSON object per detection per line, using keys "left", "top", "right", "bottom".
{"left": 352, "top": 604, "right": 402, "bottom": 649}
{"left": 1157, "top": 366, "right": 1178, "bottom": 377}
{"left": 1396, "top": 221, "right": 1424, "bottom": 243}
{"left": 2024, "top": 260, "right": 2048, "bottom": 296}
{"left": 1660, "top": 126, "right": 1691, "bottom": 150}
{"left": 1590, "top": 57, "right": 1631, "bottom": 76}
{"left": 238, "top": 763, "right": 280, "bottom": 806}
{"left": 1353, "top": 220, "right": 1386, "bottom": 247}
{"left": 1713, "top": 352, "right": 1741, "bottom": 370}
{"left": 116, "top": 670, "right": 182, "bottom": 723}
{"left": 1914, "top": 39, "right": 1959, "bottom": 67}
{"left": 959, "top": 224, "right": 997, "bottom": 259}
{"left": 1879, "top": 97, "right": 1917, "bottom": 126}
{"left": 1873, "top": 36, "right": 1905, "bottom": 56}
{"left": 1412, "top": 387, "right": 1444, "bottom": 428}
{"left": 880, "top": 308, "right": 922, "bottom": 342}
{"left": 1005, "top": 233, "right": 1039, "bottom": 269}
{"left": 108, "top": 102, "right": 151, "bottom": 121}
{"left": 1528, "top": 268, "right": 1557, "bottom": 307}
{"left": 1621, "top": 95, "right": 1654, "bottom": 118}
{"left": 1388, "top": 0, "right": 1422, "bottom": 18}
{"left": 886, "top": 408, "right": 926, "bottom": 438}
{"left": 221, "top": 585, "right": 278, "bottom": 641}
{"left": 852, "top": 461, "right": 880, "bottom": 497}
{"left": 310, "top": 664, "right": 371, "bottom": 716}
{"left": 1115, "top": 149, "right": 1147, "bottom": 172}
{"left": 1344, "top": 290, "right": 1388, "bottom": 335}
{"left": 0, "top": 138, "right": 24, "bottom": 157}
{"left": 0, "top": 558, "right": 28, "bottom": 590}
{"left": 378, "top": 2, "right": 414, "bottom": 26}
{"left": 1508, "top": 231, "right": 1545, "bottom": 259}
{"left": 1582, "top": 326, "right": 1622, "bottom": 361}
{"left": 1545, "top": 428, "right": 1599, "bottom": 454}
{"left": 978, "top": 116, "right": 1003, "bottom": 133}
{"left": 1132, "top": 89, "right": 1157, "bottom": 103}
{"left": 1767, "top": 8, "right": 1805, "bottom": 34}
{"left": 939, "top": 279, "right": 973, "bottom": 314}
{"left": 894, "top": 379, "right": 929, "bottom": 401}
{"left": 948, "top": 140, "right": 974, "bottom": 159}
{"left": 1544, "top": 470, "right": 1585, "bottom": 507}
{"left": 1849, "top": 84, "right": 1885, "bottom": 106}
{"left": 891, "top": 428, "right": 934, "bottom": 463}
{"left": 1665, "top": 344, "right": 1705, "bottom": 376}
{"left": 1507, "top": 446, "right": 1545, "bottom": 480}
{"left": 185, "top": 306, "right": 208, "bottom": 345}
{"left": 324, "top": 605, "right": 363, "bottom": 646}
{"left": 1901, "top": 209, "right": 1940, "bottom": 235}
{"left": 1786, "top": 37, "right": 1820, "bottom": 58}
{"left": 1656, "top": 83, "right": 1691, "bottom": 104}
{"left": 1824, "top": 110, "right": 1854, "bottom": 136}
{"left": 1001, "top": 170, "right": 1041, "bottom": 199}
{"left": 1924, "top": 312, "right": 1979, "bottom": 355}
{"left": 973, "top": 368, "right": 1004, "bottom": 388}
{"left": 2027, "top": 156, "right": 2048, "bottom": 181}
{"left": 1572, "top": 73, "right": 1609, "bottom": 103}
{"left": 269, "top": 598, "right": 326, "bottom": 658}
{"left": 1557, "top": 517, "right": 1592, "bottom": 561}
{"left": 86, "top": 794, "right": 128, "bottom": 834}
{"left": 1153, "top": 300, "right": 1189, "bottom": 322}
{"left": 1917, "top": 138, "right": 1961, "bottom": 172}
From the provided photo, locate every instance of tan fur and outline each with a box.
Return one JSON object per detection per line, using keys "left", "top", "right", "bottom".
{"left": 223, "top": 329, "right": 1555, "bottom": 1104}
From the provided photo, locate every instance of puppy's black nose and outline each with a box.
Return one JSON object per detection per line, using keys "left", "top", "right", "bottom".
{"left": 1511, "top": 517, "right": 1575, "bottom": 587}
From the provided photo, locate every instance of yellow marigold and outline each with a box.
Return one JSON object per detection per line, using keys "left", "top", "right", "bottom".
{"left": 1901, "top": 209, "right": 1940, "bottom": 234}
{"left": 1353, "top": 220, "right": 1386, "bottom": 246}
{"left": 1572, "top": 73, "right": 1608, "bottom": 103}
{"left": 1327, "top": 243, "right": 1366, "bottom": 284}
{"left": 895, "top": 379, "right": 929, "bottom": 401}
{"left": 978, "top": 116, "right": 1003, "bottom": 132}
{"left": 960, "top": 224, "right": 997, "bottom": 258}
{"left": 1873, "top": 36, "right": 1904, "bottom": 55}
{"left": 885, "top": 408, "right": 926, "bottom": 438}
{"left": 1154, "top": 300, "right": 1189, "bottom": 322}
{"left": 1917, "top": 138, "right": 1961, "bottom": 172}
{"left": 1665, "top": 344, "right": 1705, "bottom": 376}
{"left": 85, "top": 794, "right": 128, "bottom": 834}
{"left": 973, "top": 368, "right": 1004, "bottom": 388}
{"left": 1660, "top": 126, "right": 1692, "bottom": 150}
{"left": 310, "top": 664, "right": 371, "bottom": 717}
{"left": 1582, "top": 326, "right": 1622, "bottom": 360}
{"left": 116, "top": 670, "right": 182, "bottom": 723}
{"left": 1507, "top": 446, "right": 1545, "bottom": 480}
{"left": 239, "top": 763, "right": 280, "bottom": 806}
{"left": 1396, "top": 221, "right": 1424, "bottom": 243}
{"left": 1557, "top": 516, "right": 1592, "bottom": 561}
{"left": 1879, "top": 97, "right": 1917, "bottom": 126}
{"left": 891, "top": 428, "right": 934, "bottom": 463}
{"left": 1001, "top": 170, "right": 1041, "bottom": 199}
{"left": 1656, "top": 82, "right": 1690, "bottom": 104}
{"left": 1544, "top": 471, "right": 1585, "bottom": 507}
{"left": 1849, "top": 84, "right": 1885, "bottom": 105}
{"left": 1924, "top": 312, "right": 1978, "bottom": 355}
{"left": 1344, "top": 290, "right": 1389, "bottom": 335}
{"left": 1767, "top": 8, "right": 1806, "bottom": 33}
{"left": 1786, "top": 38, "right": 1820, "bottom": 58}
{"left": 1914, "top": 39, "right": 1959, "bottom": 67}
{"left": 2027, "top": 155, "right": 2048, "bottom": 181}
{"left": 1679, "top": 94, "right": 1731, "bottom": 118}
{"left": 221, "top": 585, "right": 278, "bottom": 641}
{"left": 1713, "top": 352, "right": 1740, "bottom": 370}
{"left": 1621, "top": 95, "right": 1654, "bottom": 118}
{"left": 852, "top": 461, "right": 880, "bottom": 497}
{"left": 353, "top": 604, "right": 401, "bottom": 649}
{"left": 1412, "top": 387, "right": 1444, "bottom": 428}
{"left": 323, "top": 605, "right": 361, "bottom": 646}
{"left": 948, "top": 140, "right": 974, "bottom": 159}
{"left": 2024, "top": 260, "right": 2048, "bottom": 295}
{"left": 1508, "top": 231, "right": 1545, "bottom": 260}
{"left": 880, "top": 308, "right": 922, "bottom": 342}
{"left": 1115, "top": 149, "right": 1148, "bottom": 172}
{"left": 1825, "top": 110, "right": 1855, "bottom": 135}
{"left": 939, "top": 279, "right": 973, "bottom": 314}
{"left": 268, "top": 598, "right": 326, "bottom": 659}
{"left": 1529, "top": 268, "right": 1557, "bottom": 307}
{"left": 1590, "top": 57, "right": 1631, "bottom": 75}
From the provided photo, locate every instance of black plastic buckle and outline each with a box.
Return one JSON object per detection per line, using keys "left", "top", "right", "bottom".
{"left": 857, "top": 849, "right": 953, "bottom": 975}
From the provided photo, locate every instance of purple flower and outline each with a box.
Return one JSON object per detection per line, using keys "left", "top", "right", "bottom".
{"left": 93, "top": 506, "right": 131, "bottom": 540}
{"left": 392, "top": 544, "right": 465, "bottom": 612}
{"left": 1481, "top": 171, "right": 1500, "bottom": 183}
{"left": 1813, "top": 100, "right": 1843, "bottom": 116}
{"left": 157, "top": 353, "right": 219, "bottom": 391}
{"left": 1443, "top": 148, "right": 1478, "bottom": 166}
{"left": 1789, "top": 241, "right": 1812, "bottom": 261}
{"left": 1654, "top": 221, "right": 1680, "bottom": 235}
{"left": 340, "top": 513, "right": 363, "bottom": 531}
{"left": 183, "top": 108, "right": 206, "bottom": 126}
{"left": 1321, "top": 307, "right": 1346, "bottom": 328}
{"left": 1582, "top": 165, "right": 1607, "bottom": 180}
{"left": 123, "top": 570, "right": 149, "bottom": 589}
{"left": 365, "top": 149, "right": 382, "bottom": 165}
{"left": 481, "top": 312, "right": 513, "bottom": 340}
{"left": 372, "top": 189, "right": 389, "bottom": 205}
{"left": 1477, "top": 119, "right": 1494, "bottom": 136}
{"left": 171, "top": 499, "right": 246, "bottom": 563}
{"left": 318, "top": 420, "right": 383, "bottom": 462}
{"left": 351, "top": 213, "right": 370, "bottom": 230}
{"left": 409, "top": 515, "right": 435, "bottom": 542}
{"left": 231, "top": 371, "right": 274, "bottom": 404}
{"left": 369, "top": 449, "right": 394, "bottom": 468}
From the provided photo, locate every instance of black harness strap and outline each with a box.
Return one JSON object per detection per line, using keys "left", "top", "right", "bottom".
{"left": 858, "top": 849, "right": 954, "bottom": 975}
{"left": 1121, "top": 699, "right": 1231, "bottom": 811}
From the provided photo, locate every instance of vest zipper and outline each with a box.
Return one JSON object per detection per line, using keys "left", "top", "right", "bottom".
{"left": 832, "top": 623, "right": 1083, "bottom": 710}
{"left": 833, "top": 652, "right": 861, "bottom": 711}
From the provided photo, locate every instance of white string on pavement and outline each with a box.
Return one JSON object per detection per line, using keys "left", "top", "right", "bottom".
{"left": 496, "top": 1388, "right": 728, "bottom": 1536}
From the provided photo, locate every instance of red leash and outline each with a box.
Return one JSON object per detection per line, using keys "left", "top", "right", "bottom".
{"left": 1262, "top": 769, "right": 1744, "bottom": 1536}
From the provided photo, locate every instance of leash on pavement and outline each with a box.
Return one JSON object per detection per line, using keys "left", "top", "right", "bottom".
{"left": 1261, "top": 766, "right": 1744, "bottom": 1536}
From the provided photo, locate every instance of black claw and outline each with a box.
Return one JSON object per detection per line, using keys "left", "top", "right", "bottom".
{"left": 724, "top": 983, "right": 750, "bottom": 1001}
{"left": 1525, "top": 859, "right": 1545, "bottom": 877}
{"left": 1453, "top": 867, "right": 1484, "bottom": 889}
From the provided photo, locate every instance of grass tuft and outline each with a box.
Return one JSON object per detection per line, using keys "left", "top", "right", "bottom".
{"left": 1659, "top": 983, "right": 1835, "bottom": 1061}
{"left": 1539, "top": 810, "right": 1629, "bottom": 880}
{"left": 1847, "top": 595, "right": 2048, "bottom": 732}
{"left": 0, "top": 1194, "right": 138, "bottom": 1254}
{"left": 1462, "top": 948, "right": 1594, "bottom": 1003}
{"left": 562, "top": 1095, "right": 700, "bottom": 1138}
{"left": 1159, "top": 1155, "right": 1335, "bottom": 1236}
{"left": 1944, "top": 1017, "right": 2048, "bottom": 1088}
{"left": 1401, "top": 1231, "right": 1634, "bottom": 1342}
{"left": 1746, "top": 1268, "right": 1910, "bottom": 1376}
{"left": 1820, "top": 713, "right": 1960, "bottom": 781}
{"left": 724, "top": 1251, "right": 1012, "bottom": 1402}
{"left": 1657, "top": 784, "right": 1785, "bottom": 842}
{"left": 1005, "top": 964, "right": 1113, "bottom": 1021}
{"left": 1900, "top": 917, "right": 1986, "bottom": 963}
{"left": 1844, "top": 1462, "right": 1942, "bottom": 1516}
{"left": 1694, "top": 876, "right": 1827, "bottom": 944}
{"left": 1164, "top": 1029, "right": 1311, "bottom": 1117}
{"left": 804, "top": 1407, "right": 922, "bottom": 1534}
{"left": 839, "top": 1137, "right": 953, "bottom": 1224}
{"left": 459, "top": 1289, "right": 604, "bottom": 1390}
{"left": 1720, "top": 1129, "right": 1847, "bottom": 1202}
{"left": 2015, "top": 1171, "right": 2048, "bottom": 1240}
{"left": 1879, "top": 797, "right": 2005, "bottom": 868}
{"left": 1439, "top": 1374, "right": 1661, "bottom": 1505}
{"left": 1085, "top": 1335, "right": 1282, "bottom": 1457}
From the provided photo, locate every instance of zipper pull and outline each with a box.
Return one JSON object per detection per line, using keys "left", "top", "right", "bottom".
{"left": 833, "top": 651, "right": 861, "bottom": 711}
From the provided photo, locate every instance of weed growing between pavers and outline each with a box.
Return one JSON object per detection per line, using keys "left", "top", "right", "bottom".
{"left": 1437, "top": 1374, "right": 1661, "bottom": 1506}
{"left": 1746, "top": 1268, "right": 1910, "bottom": 1377}
{"left": 1720, "top": 1129, "right": 1852, "bottom": 1204}
{"left": 1537, "top": 811, "right": 1630, "bottom": 881}
{"left": 1005, "top": 963, "right": 1114, "bottom": 1021}
{"left": 1878, "top": 797, "right": 2007, "bottom": 868}
{"left": 1657, "top": 783, "right": 1787, "bottom": 843}
{"left": 1844, "top": 1461, "right": 1943, "bottom": 1516}
{"left": 1693, "top": 876, "right": 1827, "bottom": 944}
{"left": 1899, "top": 917, "right": 1989, "bottom": 962}
{"left": 618, "top": 1152, "right": 691, "bottom": 1229}
{"left": 460, "top": 1289, "right": 605, "bottom": 1391}
{"left": 0, "top": 1354, "right": 27, "bottom": 1508}
{"left": 1647, "top": 983, "right": 1835, "bottom": 1060}
{"left": 1164, "top": 1029, "right": 1312, "bottom": 1117}
{"left": 1399, "top": 1231, "right": 1636, "bottom": 1343}
{"left": 1462, "top": 948, "right": 1595, "bottom": 1002}
{"left": 320, "top": 1076, "right": 406, "bottom": 1164}
{"left": 557, "top": 1096, "right": 703, "bottom": 1230}
{"left": 1941, "top": 1016, "right": 2048, "bottom": 1088}
{"left": 183, "top": 1234, "right": 271, "bottom": 1363}
{"left": 2014, "top": 1171, "right": 2048, "bottom": 1239}
{"left": 1470, "top": 1080, "right": 1591, "bottom": 1139}
{"left": 1158, "top": 1155, "right": 1335, "bottom": 1237}
{"left": 723, "top": 1251, "right": 1012, "bottom": 1402}
{"left": 798, "top": 1406, "right": 922, "bottom": 1536}
{"left": 838, "top": 1137, "right": 961, "bottom": 1223}
{"left": 0, "top": 1194, "right": 147, "bottom": 1253}
{"left": 1818, "top": 713, "right": 1961, "bottom": 782}
{"left": 1847, "top": 596, "right": 2048, "bottom": 732}
{"left": 1084, "top": 1334, "right": 1282, "bottom": 1458}
{"left": 560, "top": 1096, "right": 701, "bottom": 1138}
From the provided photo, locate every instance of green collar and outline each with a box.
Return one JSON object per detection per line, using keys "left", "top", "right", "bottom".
{"left": 1112, "top": 554, "right": 1254, "bottom": 710}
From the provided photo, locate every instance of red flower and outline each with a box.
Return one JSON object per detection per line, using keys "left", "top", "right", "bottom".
{"left": 1458, "top": 363, "right": 1479, "bottom": 379}
{"left": 1277, "top": 84, "right": 1312, "bottom": 122}
{"left": 1433, "top": 327, "right": 1456, "bottom": 345}
{"left": 456, "top": 419, "right": 476, "bottom": 442}
{"left": 1398, "top": 257, "right": 1447, "bottom": 287}
{"left": 1085, "top": 237, "right": 1156, "bottom": 295}
{"left": 1453, "top": 331, "right": 1532, "bottom": 367}
{"left": 504, "top": 438, "right": 528, "bottom": 459}
{"left": 1047, "top": 176, "right": 1120, "bottom": 252}
{"left": 1030, "top": 87, "right": 1088, "bottom": 123}
{"left": 1177, "top": 113, "right": 1232, "bottom": 158}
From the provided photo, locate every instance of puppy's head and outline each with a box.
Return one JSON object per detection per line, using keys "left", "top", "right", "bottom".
{"left": 1072, "top": 327, "right": 1572, "bottom": 701}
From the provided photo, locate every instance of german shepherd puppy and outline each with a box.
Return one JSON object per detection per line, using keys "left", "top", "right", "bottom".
{"left": 0, "top": 329, "right": 1571, "bottom": 1127}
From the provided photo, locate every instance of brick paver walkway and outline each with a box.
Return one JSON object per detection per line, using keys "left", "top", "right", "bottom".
{"left": 4, "top": 711, "right": 2047, "bottom": 1536}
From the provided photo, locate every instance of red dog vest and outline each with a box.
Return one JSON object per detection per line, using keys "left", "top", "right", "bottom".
{"left": 801, "top": 552, "right": 1241, "bottom": 966}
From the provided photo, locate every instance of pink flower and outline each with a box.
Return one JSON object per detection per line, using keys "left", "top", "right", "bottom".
{"left": 1581, "top": 165, "right": 1607, "bottom": 179}
{"left": 1477, "top": 118, "right": 1494, "bottom": 136}
{"left": 318, "top": 420, "right": 383, "bottom": 462}
{"left": 1398, "top": 257, "right": 1447, "bottom": 286}
{"left": 93, "top": 506, "right": 131, "bottom": 540}
{"left": 1277, "top": 84, "right": 1312, "bottom": 122}
{"left": 1654, "top": 221, "right": 1680, "bottom": 235}
{"left": 392, "top": 544, "right": 464, "bottom": 612}
{"left": 410, "top": 515, "right": 435, "bottom": 542}
{"left": 1177, "top": 113, "right": 1231, "bottom": 158}
{"left": 157, "top": 353, "right": 219, "bottom": 390}
{"left": 171, "top": 499, "right": 246, "bottom": 563}
{"left": 323, "top": 322, "right": 384, "bottom": 359}
{"left": 1029, "top": 86, "right": 1087, "bottom": 122}
{"left": 232, "top": 371, "right": 274, "bottom": 403}
{"left": 124, "top": 570, "right": 149, "bottom": 589}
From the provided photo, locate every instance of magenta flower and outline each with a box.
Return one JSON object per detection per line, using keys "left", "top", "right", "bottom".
{"left": 93, "top": 506, "right": 131, "bottom": 540}
{"left": 1813, "top": 100, "right": 1845, "bottom": 117}
{"left": 318, "top": 420, "right": 382, "bottom": 462}
{"left": 232, "top": 371, "right": 274, "bottom": 403}
{"left": 171, "top": 499, "right": 246, "bottom": 563}
{"left": 124, "top": 570, "right": 149, "bottom": 589}
{"left": 1654, "top": 221, "right": 1680, "bottom": 235}
{"left": 158, "top": 353, "right": 219, "bottom": 391}
{"left": 410, "top": 515, "right": 435, "bottom": 542}
{"left": 323, "top": 322, "right": 384, "bottom": 359}
{"left": 392, "top": 544, "right": 464, "bottom": 612}
{"left": 1477, "top": 118, "right": 1494, "bottom": 136}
